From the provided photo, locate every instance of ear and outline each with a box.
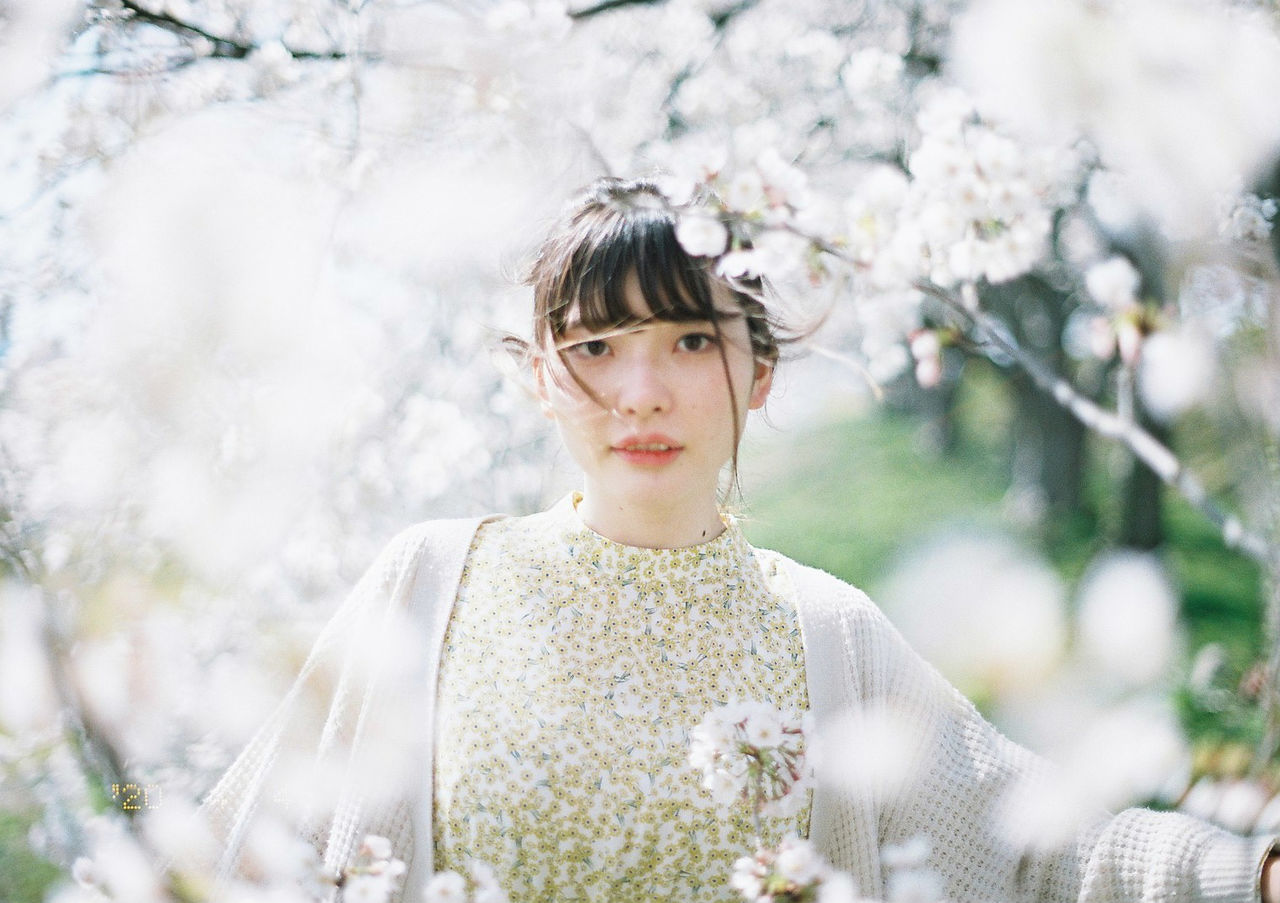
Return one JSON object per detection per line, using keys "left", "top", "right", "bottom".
{"left": 747, "top": 360, "right": 774, "bottom": 410}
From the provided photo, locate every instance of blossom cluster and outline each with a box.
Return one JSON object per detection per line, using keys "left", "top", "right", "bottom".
{"left": 1216, "top": 188, "right": 1278, "bottom": 243}
{"left": 678, "top": 90, "right": 1073, "bottom": 295}
{"left": 1079, "top": 255, "right": 1218, "bottom": 420}
{"left": 899, "top": 92, "right": 1070, "bottom": 288}
{"left": 423, "top": 859, "right": 510, "bottom": 903}
{"left": 673, "top": 147, "right": 818, "bottom": 286}
{"left": 689, "top": 701, "right": 814, "bottom": 818}
{"left": 670, "top": 89, "right": 1077, "bottom": 391}
{"left": 730, "top": 835, "right": 859, "bottom": 903}
{"left": 339, "top": 835, "right": 407, "bottom": 903}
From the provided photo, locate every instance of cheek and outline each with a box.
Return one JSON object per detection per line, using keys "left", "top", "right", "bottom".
{"left": 720, "top": 352, "right": 762, "bottom": 412}
{"left": 690, "top": 366, "right": 749, "bottom": 438}
{"left": 545, "top": 389, "right": 609, "bottom": 437}
{"left": 542, "top": 360, "right": 597, "bottom": 407}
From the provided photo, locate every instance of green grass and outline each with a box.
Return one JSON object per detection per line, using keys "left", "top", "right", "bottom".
{"left": 739, "top": 410, "right": 1011, "bottom": 592}
{"left": 739, "top": 401, "right": 1270, "bottom": 757}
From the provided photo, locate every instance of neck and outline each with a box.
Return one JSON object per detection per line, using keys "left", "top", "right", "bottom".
{"left": 576, "top": 486, "right": 726, "bottom": 549}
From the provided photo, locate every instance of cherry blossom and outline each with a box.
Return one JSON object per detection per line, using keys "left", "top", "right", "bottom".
{"left": 690, "top": 701, "right": 813, "bottom": 820}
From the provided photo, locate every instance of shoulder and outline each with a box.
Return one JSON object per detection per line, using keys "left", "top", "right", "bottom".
{"left": 359, "top": 513, "right": 507, "bottom": 593}
{"left": 752, "top": 548, "right": 922, "bottom": 681}
{"left": 374, "top": 498, "right": 575, "bottom": 580}
{"left": 753, "top": 547, "right": 884, "bottom": 626}
{"left": 390, "top": 513, "right": 503, "bottom": 556}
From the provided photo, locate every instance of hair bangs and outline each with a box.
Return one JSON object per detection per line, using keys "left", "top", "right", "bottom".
{"left": 554, "top": 205, "right": 726, "bottom": 338}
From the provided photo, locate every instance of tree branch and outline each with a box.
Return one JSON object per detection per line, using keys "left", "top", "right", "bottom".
{"left": 775, "top": 222, "right": 1273, "bottom": 564}
{"left": 119, "top": 0, "right": 252, "bottom": 58}
{"left": 570, "top": 0, "right": 756, "bottom": 25}
{"left": 115, "top": 0, "right": 350, "bottom": 63}
{"left": 915, "top": 279, "right": 1274, "bottom": 565}
{"left": 568, "top": 0, "right": 665, "bottom": 19}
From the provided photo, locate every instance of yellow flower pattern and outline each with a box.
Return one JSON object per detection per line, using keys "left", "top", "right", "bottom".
{"left": 433, "top": 495, "right": 810, "bottom": 902}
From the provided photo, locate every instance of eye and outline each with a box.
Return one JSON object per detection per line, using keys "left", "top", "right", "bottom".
{"left": 566, "top": 338, "right": 610, "bottom": 358}
{"left": 676, "top": 332, "right": 717, "bottom": 352}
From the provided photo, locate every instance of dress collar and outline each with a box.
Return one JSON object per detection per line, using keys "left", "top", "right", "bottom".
{"left": 547, "top": 491, "right": 749, "bottom": 560}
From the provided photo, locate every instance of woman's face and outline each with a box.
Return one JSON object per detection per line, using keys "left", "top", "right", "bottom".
{"left": 536, "top": 277, "right": 772, "bottom": 527}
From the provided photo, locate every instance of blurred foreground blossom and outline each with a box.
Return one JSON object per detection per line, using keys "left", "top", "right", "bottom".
{"left": 882, "top": 837, "right": 944, "bottom": 903}
{"left": 58, "top": 817, "right": 167, "bottom": 903}
{"left": 1137, "top": 329, "right": 1217, "bottom": 423}
{"left": 423, "top": 859, "right": 509, "bottom": 903}
{"left": 882, "top": 536, "right": 1195, "bottom": 838}
{"left": 0, "top": 0, "right": 80, "bottom": 108}
{"left": 1060, "top": 699, "right": 1188, "bottom": 811}
{"left": 730, "top": 835, "right": 859, "bottom": 903}
{"left": 690, "top": 701, "right": 813, "bottom": 820}
{"left": 995, "top": 697, "right": 1188, "bottom": 852}
{"left": 951, "top": 0, "right": 1280, "bottom": 227}
{"left": 1181, "top": 777, "right": 1279, "bottom": 835}
{"left": 0, "top": 581, "right": 58, "bottom": 735}
{"left": 1076, "top": 552, "right": 1180, "bottom": 687}
{"left": 340, "top": 834, "right": 407, "bottom": 903}
{"left": 1085, "top": 256, "right": 1141, "bottom": 313}
{"left": 811, "top": 705, "right": 918, "bottom": 803}
{"left": 879, "top": 533, "right": 1068, "bottom": 700}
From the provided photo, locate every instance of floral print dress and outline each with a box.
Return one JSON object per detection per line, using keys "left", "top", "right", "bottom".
{"left": 433, "top": 494, "right": 810, "bottom": 902}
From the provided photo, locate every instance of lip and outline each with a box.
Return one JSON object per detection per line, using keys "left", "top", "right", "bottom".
{"left": 611, "top": 433, "right": 684, "bottom": 466}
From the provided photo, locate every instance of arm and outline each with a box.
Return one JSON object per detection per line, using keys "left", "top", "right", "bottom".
{"left": 877, "top": 628, "right": 1278, "bottom": 903}
{"left": 1264, "top": 852, "right": 1279, "bottom": 903}
{"left": 787, "top": 558, "right": 1278, "bottom": 903}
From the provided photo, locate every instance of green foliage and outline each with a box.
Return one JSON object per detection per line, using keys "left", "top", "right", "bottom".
{"left": 0, "top": 809, "right": 61, "bottom": 903}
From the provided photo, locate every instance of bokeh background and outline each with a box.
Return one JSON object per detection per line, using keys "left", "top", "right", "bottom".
{"left": 2, "top": 1, "right": 1280, "bottom": 901}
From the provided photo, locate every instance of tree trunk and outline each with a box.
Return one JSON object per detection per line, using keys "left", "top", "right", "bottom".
{"left": 1118, "top": 411, "right": 1168, "bottom": 549}
{"left": 982, "top": 276, "right": 1088, "bottom": 520}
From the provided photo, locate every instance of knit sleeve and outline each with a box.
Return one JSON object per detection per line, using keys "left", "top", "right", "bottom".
{"left": 200, "top": 523, "right": 429, "bottom": 874}
{"left": 201, "top": 517, "right": 485, "bottom": 896}
{"left": 785, "top": 558, "right": 1276, "bottom": 903}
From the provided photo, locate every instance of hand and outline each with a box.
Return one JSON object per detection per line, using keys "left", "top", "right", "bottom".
{"left": 1263, "top": 852, "right": 1280, "bottom": 903}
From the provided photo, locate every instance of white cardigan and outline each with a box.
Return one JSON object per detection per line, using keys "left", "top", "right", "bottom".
{"left": 203, "top": 514, "right": 1275, "bottom": 903}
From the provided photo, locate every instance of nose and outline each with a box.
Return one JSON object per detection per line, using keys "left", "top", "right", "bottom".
{"left": 613, "top": 355, "right": 673, "bottom": 417}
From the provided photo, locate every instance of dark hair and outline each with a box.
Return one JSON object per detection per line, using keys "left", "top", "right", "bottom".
{"left": 526, "top": 177, "right": 783, "bottom": 364}
{"left": 515, "top": 176, "right": 791, "bottom": 495}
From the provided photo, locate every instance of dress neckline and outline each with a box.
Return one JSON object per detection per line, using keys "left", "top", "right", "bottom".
{"left": 551, "top": 491, "right": 747, "bottom": 558}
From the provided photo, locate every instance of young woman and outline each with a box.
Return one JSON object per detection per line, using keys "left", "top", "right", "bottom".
{"left": 205, "top": 177, "right": 1279, "bottom": 903}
